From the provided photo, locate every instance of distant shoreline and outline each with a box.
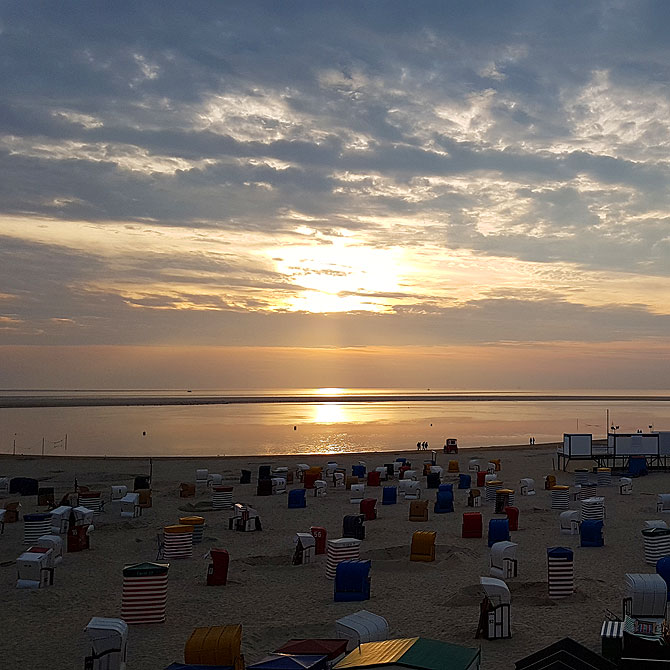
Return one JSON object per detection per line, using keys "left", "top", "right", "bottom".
{"left": 1, "top": 393, "right": 669, "bottom": 408}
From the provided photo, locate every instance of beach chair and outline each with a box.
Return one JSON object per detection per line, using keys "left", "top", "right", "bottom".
{"left": 352, "top": 464, "right": 366, "bottom": 479}
{"left": 3, "top": 501, "right": 21, "bottom": 523}
{"left": 184, "top": 625, "right": 244, "bottom": 670}
{"left": 487, "top": 462, "right": 496, "bottom": 475}
{"left": 467, "top": 489, "right": 482, "bottom": 507}
{"left": 310, "top": 526, "right": 327, "bottom": 554}
{"left": 410, "top": 530, "right": 436, "bottom": 562}
{"left": 433, "top": 489, "right": 454, "bottom": 514}
{"left": 136, "top": 489, "right": 151, "bottom": 509}
{"left": 477, "top": 577, "right": 511, "bottom": 639}
{"left": 402, "top": 480, "right": 421, "bottom": 500}
{"left": 334, "top": 472, "right": 345, "bottom": 488}
{"left": 519, "top": 478, "right": 535, "bottom": 496}
{"left": 83, "top": 618, "right": 128, "bottom": 670}
{"left": 120, "top": 492, "right": 141, "bottom": 518}
{"left": 196, "top": 469, "right": 209, "bottom": 492}
{"left": 342, "top": 514, "right": 366, "bottom": 540}
{"left": 490, "top": 540, "right": 518, "bottom": 579}
{"left": 345, "top": 476, "right": 359, "bottom": 490}
{"left": 408, "top": 500, "right": 428, "bottom": 522}
{"left": 458, "top": 473, "right": 471, "bottom": 489}
{"left": 402, "top": 469, "right": 417, "bottom": 481}
{"left": 350, "top": 484, "right": 365, "bottom": 503}
{"left": 367, "top": 471, "right": 381, "bottom": 486}
{"left": 359, "top": 498, "right": 377, "bottom": 520}
{"left": 111, "top": 485, "right": 128, "bottom": 501}
{"left": 547, "top": 547, "right": 574, "bottom": 599}
{"left": 292, "top": 533, "right": 316, "bottom": 565}
{"left": 504, "top": 506, "right": 519, "bottom": 531}
{"left": 207, "top": 548, "right": 230, "bottom": 586}
{"left": 304, "top": 467, "right": 322, "bottom": 489}
{"left": 335, "top": 610, "right": 389, "bottom": 651}
{"left": 296, "top": 464, "right": 310, "bottom": 482}
{"left": 619, "top": 477, "right": 632, "bottom": 495}
{"left": 468, "top": 458, "right": 481, "bottom": 472}
{"left": 545, "top": 475, "right": 556, "bottom": 490}
{"left": 447, "top": 460, "right": 459, "bottom": 473}
{"left": 462, "top": 512, "right": 482, "bottom": 538}
{"left": 488, "top": 518, "right": 510, "bottom": 547}
{"left": 288, "top": 489, "right": 307, "bottom": 509}
{"left": 334, "top": 560, "right": 371, "bottom": 602}
{"left": 657, "top": 494, "right": 670, "bottom": 513}
{"left": 580, "top": 519, "right": 604, "bottom": 547}
{"left": 374, "top": 467, "right": 388, "bottom": 482}
{"left": 426, "top": 473, "right": 441, "bottom": 489}
{"left": 239, "top": 469, "right": 251, "bottom": 484}
{"left": 314, "top": 480, "right": 327, "bottom": 497}
{"left": 207, "top": 473, "right": 223, "bottom": 487}
{"left": 382, "top": 486, "right": 397, "bottom": 505}
{"left": 256, "top": 478, "right": 272, "bottom": 496}
{"left": 272, "top": 477, "right": 287, "bottom": 494}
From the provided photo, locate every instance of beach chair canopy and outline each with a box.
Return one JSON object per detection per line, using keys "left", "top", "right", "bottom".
{"left": 625, "top": 573, "right": 668, "bottom": 617}
{"left": 480, "top": 576, "right": 510, "bottom": 605}
{"left": 335, "top": 611, "right": 389, "bottom": 651}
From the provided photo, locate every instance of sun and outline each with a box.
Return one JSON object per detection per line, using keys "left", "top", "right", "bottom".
{"left": 270, "top": 235, "right": 404, "bottom": 313}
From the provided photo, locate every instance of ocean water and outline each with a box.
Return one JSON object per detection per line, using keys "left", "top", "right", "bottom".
{"left": 1, "top": 388, "right": 669, "bottom": 457}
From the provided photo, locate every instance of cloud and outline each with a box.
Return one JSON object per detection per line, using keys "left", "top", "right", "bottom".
{"left": 2, "top": 1, "right": 670, "bottom": 358}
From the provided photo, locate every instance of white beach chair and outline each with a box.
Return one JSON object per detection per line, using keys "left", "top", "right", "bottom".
{"left": 296, "top": 464, "right": 310, "bottom": 482}
{"left": 314, "top": 480, "right": 327, "bottom": 497}
{"left": 350, "top": 484, "right": 365, "bottom": 503}
{"left": 619, "top": 477, "right": 633, "bottom": 495}
{"left": 83, "top": 618, "right": 128, "bottom": 670}
{"left": 207, "top": 473, "right": 223, "bottom": 487}
{"left": 334, "top": 472, "right": 345, "bottom": 489}
{"left": 657, "top": 494, "right": 670, "bottom": 513}
{"left": 490, "top": 541, "right": 518, "bottom": 579}
{"left": 559, "top": 510, "right": 580, "bottom": 535}
{"left": 519, "top": 478, "right": 535, "bottom": 496}
{"left": 402, "top": 469, "right": 417, "bottom": 481}
{"left": 468, "top": 459, "right": 480, "bottom": 472}
{"left": 110, "top": 485, "right": 127, "bottom": 501}
{"left": 403, "top": 480, "right": 421, "bottom": 500}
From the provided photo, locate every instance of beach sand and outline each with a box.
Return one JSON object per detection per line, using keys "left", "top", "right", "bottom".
{"left": 0, "top": 444, "right": 661, "bottom": 669}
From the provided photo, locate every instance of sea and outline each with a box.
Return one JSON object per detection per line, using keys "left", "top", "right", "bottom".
{"left": 1, "top": 388, "right": 669, "bottom": 458}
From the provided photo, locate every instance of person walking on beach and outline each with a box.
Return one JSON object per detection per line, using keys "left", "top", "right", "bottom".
{"left": 417, "top": 441, "right": 421, "bottom": 450}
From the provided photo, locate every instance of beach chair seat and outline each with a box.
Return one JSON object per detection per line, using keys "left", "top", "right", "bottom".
{"left": 410, "top": 530, "right": 436, "bottom": 562}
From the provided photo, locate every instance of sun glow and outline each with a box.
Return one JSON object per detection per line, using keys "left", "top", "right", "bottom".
{"left": 312, "top": 402, "right": 348, "bottom": 423}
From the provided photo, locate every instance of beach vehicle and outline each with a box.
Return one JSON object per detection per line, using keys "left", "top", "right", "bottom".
{"left": 443, "top": 438, "right": 458, "bottom": 453}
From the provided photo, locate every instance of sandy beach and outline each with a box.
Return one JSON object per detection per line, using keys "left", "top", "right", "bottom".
{"left": 0, "top": 443, "right": 663, "bottom": 669}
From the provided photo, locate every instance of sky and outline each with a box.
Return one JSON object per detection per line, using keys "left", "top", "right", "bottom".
{"left": 1, "top": 1, "right": 669, "bottom": 390}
